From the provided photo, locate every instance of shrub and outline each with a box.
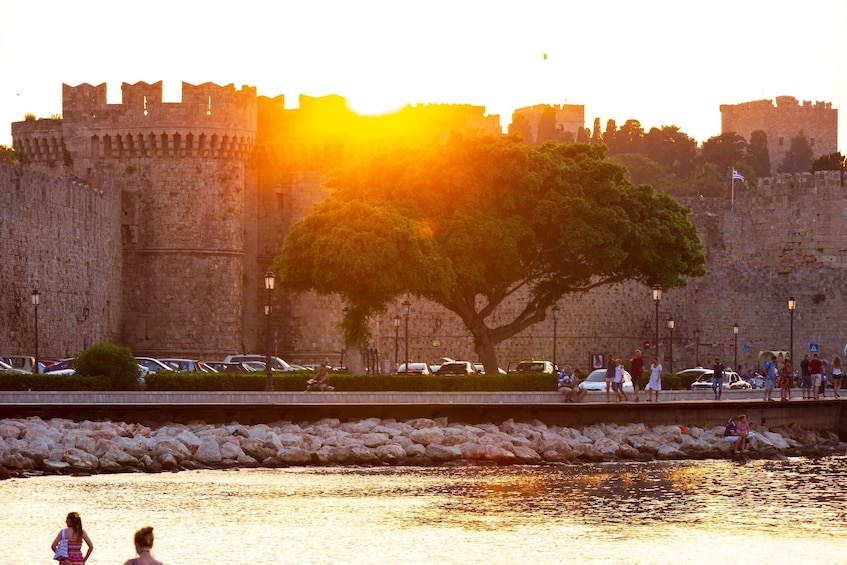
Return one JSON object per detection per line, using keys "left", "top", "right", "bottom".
{"left": 75, "top": 343, "right": 141, "bottom": 390}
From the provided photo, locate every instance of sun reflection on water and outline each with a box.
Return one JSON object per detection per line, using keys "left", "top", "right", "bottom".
{"left": 3, "top": 457, "right": 847, "bottom": 564}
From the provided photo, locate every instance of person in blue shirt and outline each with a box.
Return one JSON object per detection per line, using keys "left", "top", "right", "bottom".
{"left": 763, "top": 355, "right": 778, "bottom": 401}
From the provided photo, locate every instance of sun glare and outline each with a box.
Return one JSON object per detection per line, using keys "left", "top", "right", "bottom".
{"left": 347, "top": 95, "right": 409, "bottom": 117}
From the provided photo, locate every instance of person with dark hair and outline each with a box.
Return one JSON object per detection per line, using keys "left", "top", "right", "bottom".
{"left": 124, "top": 526, "right": 163, "bottom": 565}
{"left": 51, "top": 511, "right": 93, "bottom": 565}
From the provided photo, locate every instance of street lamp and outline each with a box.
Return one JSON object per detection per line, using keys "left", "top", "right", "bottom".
{"left": 402, "top": 299, "right": 411, "bottom": 374}
{"left": 667, "top": 318, "right": 674, "bottom": 373}
{"left": 31, "top": 289, "right": 40, "bottom": 373}
{"left": 788, "top": 296, "right": 796, "bottom": 366}
{"left": 552, "top": 304, "right": 560, "bottom": 369}
{"left": 652, "top": 284, "right": 662, "bottom": 357}
{"left": 393, "top": 315, "right": 401, "bottom": 370}
{"left": 732, "top": 322, "right": 739, "bottom": 371}
{"left": 264, "top": 270, "right": 275, "bottom": 392}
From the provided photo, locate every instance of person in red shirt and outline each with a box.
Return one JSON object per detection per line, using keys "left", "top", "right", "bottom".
{"left": 809, "top": 353, "right": 824, "bottom": 400}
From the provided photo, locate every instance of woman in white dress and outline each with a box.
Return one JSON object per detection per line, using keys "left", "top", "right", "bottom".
{"left": 648, "top": 357, "right": 662, "bottom": 402}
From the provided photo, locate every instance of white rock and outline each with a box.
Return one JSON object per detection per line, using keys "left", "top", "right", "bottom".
{"left": 194, "top": 437, "right": 223, "bottom": 463}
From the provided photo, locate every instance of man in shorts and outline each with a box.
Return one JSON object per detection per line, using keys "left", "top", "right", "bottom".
{"left": 800, "top": 354, "right": 812, "bottom": 399}
{"left": 763, "top": 355, "right": 777, "bottom": 401}
{"left": 809, "top": 353, "right": 824, "bottom": 400}
{"left": 712, "top": 357, "right": 725, "bottom": 400}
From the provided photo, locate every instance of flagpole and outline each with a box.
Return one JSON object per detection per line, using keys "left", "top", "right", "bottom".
{"left": 731, "top": 172, "right": 735, "bottom": 212}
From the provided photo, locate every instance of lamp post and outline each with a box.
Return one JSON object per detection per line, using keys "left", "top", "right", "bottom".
{"left": 694, "top": 329, "right": 700, "bottom": 367}
{"left": 652, "top": 284, "right": 662, "bottom": 358}
{"left": 788, "top": 296, "right": 796, "bottom": 366}
{"left": 732, "top": 323, "right": 739, "bottom": 371}
{"left": 402, "top": 299, "right": 411, "bottom": 374}
{"left": 552, "top": 304, "right": 559, "bottom": 369}
{"left": 393, "top": 315, "right": 401, "bottom": 371}
{"left": 667, "top": 318, "right": 674, "bottom": 373}
{"left": 31, "top": 289, "right": 40, "bottom": 373}
{"left": 263, "top": 270, "right": 275, "bottom": 392}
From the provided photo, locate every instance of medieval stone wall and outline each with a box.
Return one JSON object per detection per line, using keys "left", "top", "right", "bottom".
{"left": 720, "top": 96, "right": 838, "bottom": 175}
{"left": 0, "top": 164, "right": 122, "bottom": 358}
{"left": 4, "top": 82, "right": 845, "bottom": 375}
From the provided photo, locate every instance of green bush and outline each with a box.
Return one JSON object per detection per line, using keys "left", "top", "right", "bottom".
{"left": 75, "top": 343, "right": 141, "bottom": 390}
{"left": 0, "top": 372, "right": 111, "bottom": 390}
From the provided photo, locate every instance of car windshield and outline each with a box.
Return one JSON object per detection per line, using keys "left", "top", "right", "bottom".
{"left": 585, "top": 370, "right": 606, "bottom": 382}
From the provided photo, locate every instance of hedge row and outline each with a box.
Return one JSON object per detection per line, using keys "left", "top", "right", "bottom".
{"left": 0, "top": 371, "right": 695, "bottom": 392}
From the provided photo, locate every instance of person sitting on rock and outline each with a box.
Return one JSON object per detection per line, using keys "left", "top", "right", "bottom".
{"left": 558, "top": 366, "right": 587, "bottom": 402}
{"left": 724, "top": 416, "right": 740, "bottom": 453}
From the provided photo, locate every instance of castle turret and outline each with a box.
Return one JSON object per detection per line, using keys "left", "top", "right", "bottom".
{"left": 57, "top": 81, "right": 258, "bottom": 356}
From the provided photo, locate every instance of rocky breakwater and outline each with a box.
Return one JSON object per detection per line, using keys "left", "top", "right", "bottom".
{"left": 1, "top": 416, "right": 845, "bottom": 479}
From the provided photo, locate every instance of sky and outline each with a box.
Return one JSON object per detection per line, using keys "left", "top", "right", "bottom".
{"left": 1, "top": 0, "right": 846, "bottom": 152}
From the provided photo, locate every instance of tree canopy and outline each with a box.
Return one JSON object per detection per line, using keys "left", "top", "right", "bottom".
{"left": 273, "top": 135, "right": 706, "bottom": 372}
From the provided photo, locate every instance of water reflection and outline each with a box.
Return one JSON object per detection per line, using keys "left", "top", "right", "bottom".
{"left": 3, "top": 457, "right": 847, "bottom": 564}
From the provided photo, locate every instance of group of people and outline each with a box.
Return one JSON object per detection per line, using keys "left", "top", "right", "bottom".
{"left": 724, "top": 413, "right": 753, "bottom": 454}
{"left": 52, "top": 512, "right": 163, "bottom": 565}
{"left": 557, "top": 349, "right": 663, "bottom": 403}
{"left": 759, "top": 352, "right": 843, "bottom": 402}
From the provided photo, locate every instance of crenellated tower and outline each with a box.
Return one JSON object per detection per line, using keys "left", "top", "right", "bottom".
{"left": 19, "top": 81, "right": 258, "bottom": 356}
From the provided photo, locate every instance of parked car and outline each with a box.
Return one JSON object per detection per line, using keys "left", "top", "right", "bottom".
{"left": 44, "top": 358, "right": 75, "bottom": 374}
{"left": 224, "top": 354, "right": 296, "bottom": 371}
{"left": 241, "top": 360, "right": 267, "bottom": 372}
{"left": 435, "top": 361, "right": 477, "bottom": 376}
{"left": 474, "top": 363, "right": 507, "bottom": 375}
{"left": 690, "top": 371, "right": 750, "bottom": 390}
{"left": 676, "top": 367, "right": 710, "bottom": 380}
{"left": 578, "top": 368, "right": 634, "bottom": 392}
{"left": 159, "top": 358, "right": 215, "bottom": 372}
{"left": 1, "top": 355, "right": 42, "bottom": 373}
{"left": 135, "top": 357, "right": 175, "bottom": 374}
{"left": 0, "top": 359, "right": 31, "bottom": 375}
{"left": 510, "top": 360, "right": 555, "bottom": 374}
{"left": 203, "top": 361, "right": 254, "bottom": 373}
{"left": 395, "top": 362, "right": 431, "bottom": 375}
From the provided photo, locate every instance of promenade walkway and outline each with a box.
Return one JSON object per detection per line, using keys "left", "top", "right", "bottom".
{"left": 2, "top": 390, "right": 846, "bottom": 434}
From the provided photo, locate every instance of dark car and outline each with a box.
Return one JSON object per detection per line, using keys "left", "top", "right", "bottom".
{"left": 203, "top": 361, "right": 254, "bottom": 373}
{"left": 435, "top": 361, "right": 477, "bottom": 376}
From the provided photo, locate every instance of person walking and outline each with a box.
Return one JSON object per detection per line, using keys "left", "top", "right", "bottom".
{"left": 832, "top": 355, "right": 843, "bottom": 398}
{"left": 800, "top": 354, "right": 812, "bottom": 399}
{"left": 51, "top": 512, "right": 93, "bottom": 565}
{"left": 763, "top": 355, "right": 778, "bottom": 401}
{"left": 712, "top": 357, "right": 725, "bottom": 400}
{"left": 647, "top": 356, "right": 662, "bottom": 402}
{"left": 809, "top": 353, "right": 824, "bottom": 400}
{"left": 614, "top": 358, "right": 629, "bottom": 402}
{"left": 629, "top": 349, "right": 644, "bottom": 402}
{"left": 779, "top": 357, "right": 793, "bottom": 401}
{"left": 605, "top": 355, "right": 616, "bottom": 403}
{"left": 123, "top": 526, "right": 163, "bottom": 565}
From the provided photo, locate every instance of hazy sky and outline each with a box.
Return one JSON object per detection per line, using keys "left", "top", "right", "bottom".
{"left": 2, "top": 0, "right": 845, "bottom": 151}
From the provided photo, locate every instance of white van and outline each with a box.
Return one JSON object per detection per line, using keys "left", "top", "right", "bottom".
{"left": 224, "top": 354, "right": 296, "bottom": 371}
{"left": 1, "top": 355, "right": 41, "bottom": 373}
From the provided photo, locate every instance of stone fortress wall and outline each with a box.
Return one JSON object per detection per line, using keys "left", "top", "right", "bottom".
{"left": 3, "top": 81, "right": 845, "bottom": 374}
{"left": 721, "top": 96, "right": 838, "bottom": 175}
{"left": 0, "top": 164, "right": 122, "bottom": 357}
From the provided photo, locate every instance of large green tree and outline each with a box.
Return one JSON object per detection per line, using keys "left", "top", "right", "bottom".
{"left": 273, "top": 136, "right": 705, "bottom": 373}
{"left": 746, "top": 130, "right": 771, "bottom": 178}
{"left": 778, "top": 131, "right": 814, "bottom": 174}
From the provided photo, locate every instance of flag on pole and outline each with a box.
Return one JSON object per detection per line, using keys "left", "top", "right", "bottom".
{"left": 732, "top": 169, "right": 745, "bottom": 181}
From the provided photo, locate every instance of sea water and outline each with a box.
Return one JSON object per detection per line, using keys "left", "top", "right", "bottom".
{"left": 3, "top": 457, "right": 847, "bottom": 564}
